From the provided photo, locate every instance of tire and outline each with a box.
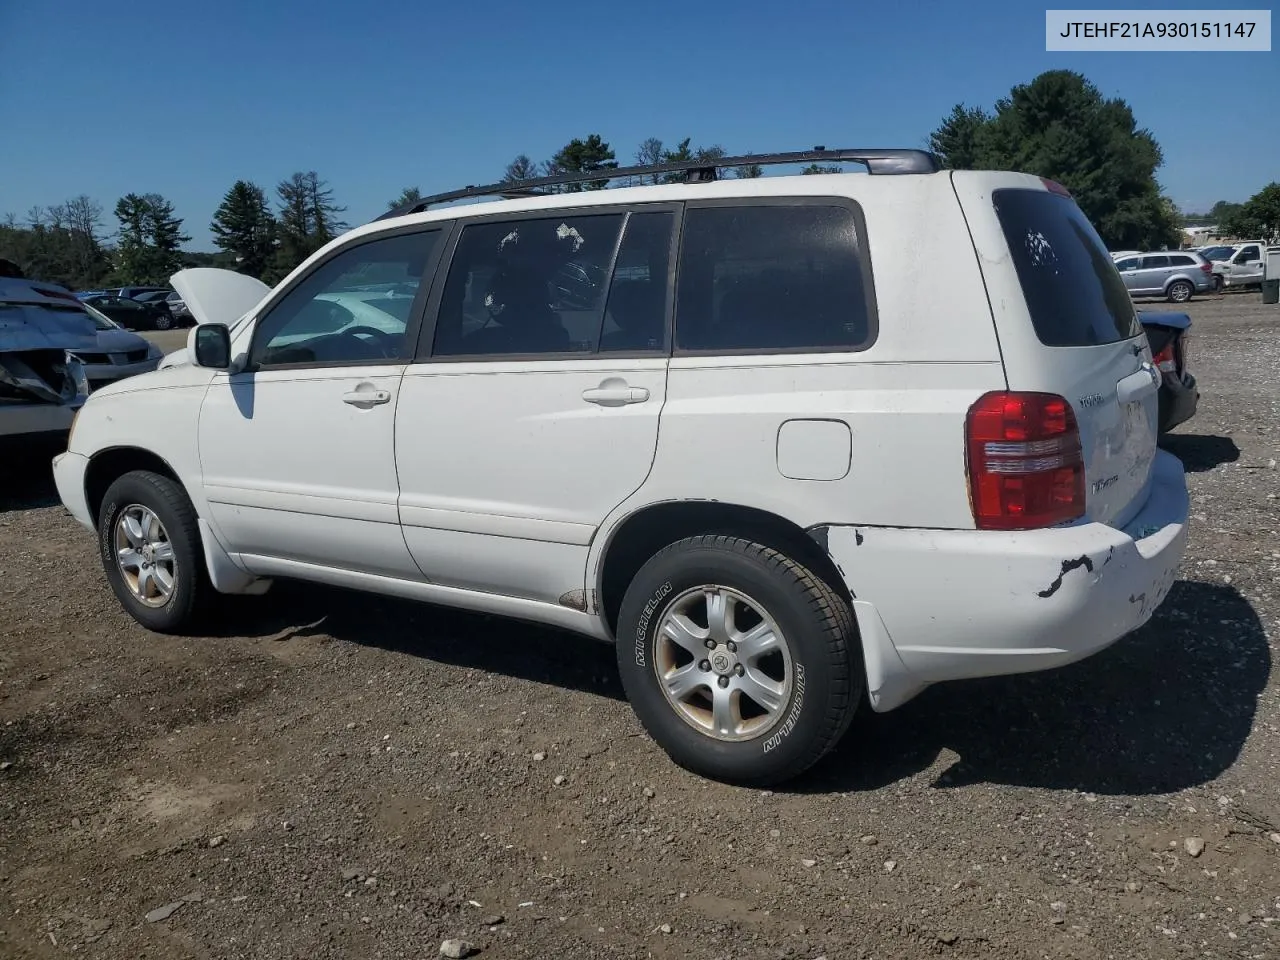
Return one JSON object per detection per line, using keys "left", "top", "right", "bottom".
{"left": 97, "top": 470, "right": 210, "bottom": 633}
{"left": 153, "top": 313, "right": 173, "bottom": 331}
{"left": 615, "top": 535, "right": 861, "bottom": 786}
{"left": 1213, "top": 274, "right": 1224, "bottom": 293}
{"left": 1167, "top": 280, "right": 1193, "bottom": 303}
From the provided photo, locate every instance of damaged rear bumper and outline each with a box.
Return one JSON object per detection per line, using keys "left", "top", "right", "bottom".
{"left": 812, "top": 449, "right": 1190, "bottom": 713}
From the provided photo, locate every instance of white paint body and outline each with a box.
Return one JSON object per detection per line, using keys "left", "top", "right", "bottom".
{"left": 52, "top": 169, "right": 1190, "bottom": 711}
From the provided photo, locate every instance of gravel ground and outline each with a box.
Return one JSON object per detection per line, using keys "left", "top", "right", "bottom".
{"left": 2, "top": 294, "right": 1278, "bottom": 960}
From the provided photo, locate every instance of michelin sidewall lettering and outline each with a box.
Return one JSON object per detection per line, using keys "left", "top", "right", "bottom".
{"left": 763, "top": 663, "right": 805, "bottom": 754}
{"left": 635, "top": 581, "right": 673, "bottom": 667}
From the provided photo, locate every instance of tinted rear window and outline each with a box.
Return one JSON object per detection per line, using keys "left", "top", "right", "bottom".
{"left": 992, "top": 189, "right": 1141, "bottom": 347}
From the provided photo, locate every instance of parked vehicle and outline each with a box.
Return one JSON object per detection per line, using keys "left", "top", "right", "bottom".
{"left": 1110, "top": 250, "right": 1141, "bottom": 260}
{"left": 79, "top": 293, "right": 177, "bottom": 331}
{"left": 77, "top": 302, "right": 164, "bottom": 388}
{"left": 1197, "top": 245, "right": 1236, "bottom": 262}
{"left": 1113, "top": 250, "right": 1213, "bottom": 302}
{"left": 51, "top": 148, "right": 1189, "bottom": 786}
{"left": 107, "top": 286, "right": 172, "bottom": 301}
{"left": 164, "top": 290, "right": 193, "bottom": 323}
{"left": 1, "top": 279, "right": 92, "bottom": 450}
{"left": 1138, "top": 311, "right": 1198, "bottom": 434}
{"left": 1211, "top": 241, "right": 1268, "bottom": 291}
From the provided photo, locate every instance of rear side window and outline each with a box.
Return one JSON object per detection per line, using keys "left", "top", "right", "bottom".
{"left": 992, "top": 189, "right": 1141, "bottom": 347}
{"left": 674, "top": 203, "right": 874, "bottom": 353}
{"left": 1141, "top": 255, "right": 1170, "bottom": 269}
{"left": 1169, "top": 255, "right": 1197, "bottom": 266}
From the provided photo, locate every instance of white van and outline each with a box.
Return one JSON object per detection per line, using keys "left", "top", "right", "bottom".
{"left": 51, "top": 149, "right": 1190, "bottom": 785}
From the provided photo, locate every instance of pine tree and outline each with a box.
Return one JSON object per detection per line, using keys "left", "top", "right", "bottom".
{"left": 211, "top": 181, "right": 277, "bottom": 280}
{"left": 271, "top": 171, "right": 346, "bottom": 281}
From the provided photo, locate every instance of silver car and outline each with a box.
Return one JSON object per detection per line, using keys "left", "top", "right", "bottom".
{"left": 1113, "top": 250, "right": 1213, "bottom": 303}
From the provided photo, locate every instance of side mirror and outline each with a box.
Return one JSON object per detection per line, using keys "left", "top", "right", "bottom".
{"left": 189, "top": 323, "right": 231, "bottom": 369}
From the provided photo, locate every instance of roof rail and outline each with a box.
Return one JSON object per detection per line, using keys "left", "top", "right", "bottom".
{"left": 375, "top": 147, "right": 941, "bottom": 221}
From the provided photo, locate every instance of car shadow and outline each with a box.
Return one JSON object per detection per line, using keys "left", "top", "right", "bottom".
{"left": 208, "top": 580, "right": 627, "bottom": 702}
{"left": 0, "top": 458, "right": 62, "bottom": 513}
{"left": 795, "top": 580, "right": 1269, "bottom": 795}
{"left": 1159, "top": 433, "right": 1241, "bottom": 473}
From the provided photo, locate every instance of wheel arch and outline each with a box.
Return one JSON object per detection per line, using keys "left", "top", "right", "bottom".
{"left": 592, "top": 499, "right": 852, "bottom": 638}
{"left": 84, "top": 446, "right": 187, "bottom": 528}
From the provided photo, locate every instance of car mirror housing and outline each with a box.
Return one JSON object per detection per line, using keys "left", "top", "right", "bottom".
{"left": 189, "top": 323, "right": 232, "bottom": 370}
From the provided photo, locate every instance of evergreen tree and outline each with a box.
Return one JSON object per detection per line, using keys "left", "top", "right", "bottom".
{"left": 549, "top": 134, "right": 618, "bottom": 191}
{"left": 211, "top": 180, "right": 277, "bottom": 279}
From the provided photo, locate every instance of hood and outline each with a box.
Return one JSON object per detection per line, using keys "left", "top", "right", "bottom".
{"left": 92, "top": 327, "right": 151, "bottom": 353}
{"left": 170, "top": 267, "right": 271, "bottom": 329}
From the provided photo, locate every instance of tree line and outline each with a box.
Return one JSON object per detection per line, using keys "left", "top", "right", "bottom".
{"left": 0, "top": 171, "right": 348, "bottom": 292}
{"left": 6, "top": 70, "right": 1275, "bottom": 293}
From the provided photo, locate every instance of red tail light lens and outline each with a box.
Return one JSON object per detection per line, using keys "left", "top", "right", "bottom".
{"left": 965, "top": 392, "right": 1086, "bottom": 530}
{"left": 1152, "top": 343, "right": 1177, "bottom": 373}
{"left": 1199, "top": 261, "right": 1212, "bottom": 273}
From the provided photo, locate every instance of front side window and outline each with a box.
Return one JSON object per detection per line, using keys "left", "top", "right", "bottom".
{"left": 674, "top": 203, "right": 873, "bottom": 353}
{"left": 251, "top": 229, "right": 439, "bottom": 367}
{"left": 1115, "top": 258, "right": 1139, "bottom": 272}
{"left": 431, "top": 213, "right": 625, "bottom": 357}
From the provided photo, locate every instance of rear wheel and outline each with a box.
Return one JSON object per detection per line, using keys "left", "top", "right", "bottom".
{"left": 615, "top": 535, "right": 860, "bottom": 786}
{"left": 1212, "top": 274, "right": 1225, "bottom": 293}
{"left": 97, "top": 470, "right": 209, "bottom": 633}
{"left": 1167, "top": 280, "right": 1193, "bottom": 303}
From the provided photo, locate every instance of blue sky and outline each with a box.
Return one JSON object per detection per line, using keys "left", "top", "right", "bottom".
{"left": 1, "top": 0, "right": 1275, "bottom": 249}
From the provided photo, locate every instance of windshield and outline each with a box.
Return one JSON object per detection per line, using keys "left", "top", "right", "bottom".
{"left": 81, "top": 303, "right": 119, "bottom": 331}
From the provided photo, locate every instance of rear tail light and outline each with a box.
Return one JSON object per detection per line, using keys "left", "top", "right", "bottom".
{"left": 1199, "top": 261, "right": 1212, "bottom": 273}
{"left": 965, "top": 391, "right": 1085, "bottom": 530}
{"left": 1152, "top": 343, "right": 1177, "bottom": 373}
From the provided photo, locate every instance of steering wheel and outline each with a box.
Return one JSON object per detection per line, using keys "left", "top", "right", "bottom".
{"left": 338, "top": 325, "right": 401, "bottom": 358}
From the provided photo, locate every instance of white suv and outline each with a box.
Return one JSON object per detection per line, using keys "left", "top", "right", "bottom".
{"left": 51, "top": 149, "right": 1190, "bottom": 786}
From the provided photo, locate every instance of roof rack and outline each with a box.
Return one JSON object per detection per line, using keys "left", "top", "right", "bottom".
{"left": 375, "top": 147, "right": 940, "bottom": 221}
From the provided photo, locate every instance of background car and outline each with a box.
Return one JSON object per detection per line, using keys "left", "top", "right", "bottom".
{"left": 79, "top": 293, "right": 177, "bottom": 331}
{"left": 74, "top": 302, "right": 164, "bottom": 388}
{"left": 164, "top": 290, "right": 193, "bottom": 323}
{"left": 106, "top": 285, "right": 171, "bottom": 301}
{"left": 1, "top": 278, "right": 94, "bottom": 451}
{"left": 1113, "top": 250, "right": 1213, "bottom": 302}
{"left": 1139, "top": 311, "right": 1197, "bottom": 434}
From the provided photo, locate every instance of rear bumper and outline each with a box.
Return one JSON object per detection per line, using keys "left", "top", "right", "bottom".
{"left": 814, "top": 449, "right": 1190, "bottom": 712}
{"left": 0, "top": 401, "right": 77, "bottom": 439}
{"left": 1159, "top": 371, "right": 1198, "bottom": 434}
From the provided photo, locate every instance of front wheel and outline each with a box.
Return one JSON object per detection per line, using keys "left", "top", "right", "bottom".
{"left": 152, "top": 313, "right": 173, "bottom": 330}
{"left": 1213, "top": 274, "right": 1224, "bottom": 293}
{"left": 97, "top": 470, "right": 210, "bottom": 633}
{"left": 615, "top": 535, "right": 861, "bottom": 786}
{"left": 1167, "top": 280, "right": 1193, "bottom": 303}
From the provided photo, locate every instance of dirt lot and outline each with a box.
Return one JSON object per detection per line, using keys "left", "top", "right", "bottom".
{"left": 2, "top": 295, "right": 1279, "bottom": 960}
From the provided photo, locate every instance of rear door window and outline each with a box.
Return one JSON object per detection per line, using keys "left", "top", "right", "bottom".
{"left": 1140, "top": 255, "right": 1170, "bottom": 269}
{"left": 673, "top": 203, "right": 875, "bottom": 353}
{"left": 992, "top": 188, "right": 1141, "bottom": 347}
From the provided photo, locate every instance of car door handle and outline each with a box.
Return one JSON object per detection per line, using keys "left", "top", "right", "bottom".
{"left": 582, "top": 385, "right": 650, "bottom": 406}
{"left": 342, "top": 388, "right": 391, "bottom": 406}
